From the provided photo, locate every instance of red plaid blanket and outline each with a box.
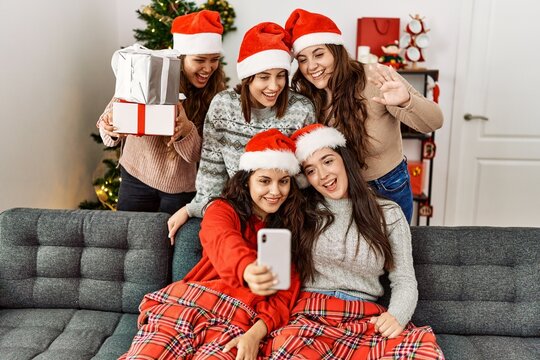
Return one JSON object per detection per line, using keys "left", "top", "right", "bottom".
{"left": 265, "top": 291, "right": 445, "bottom": 359}
{"left": 120, "top": 281, "right": 260, "bottom": 360}
{"left": 120, "top": 287, "right": 444, "bottom": 360}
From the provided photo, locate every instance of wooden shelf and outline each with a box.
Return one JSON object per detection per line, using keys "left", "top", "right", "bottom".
{"left": 398, "top": 68, "right": 439, "bottom": 226}
{"left": 398, "top": 69, "right": 439, "bottom": 81}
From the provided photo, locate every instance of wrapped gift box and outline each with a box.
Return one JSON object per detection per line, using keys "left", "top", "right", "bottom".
{"left": 113, "top": 102, "right": 176, "bottom": 136}
{"left": 407, "top": 161, "right": 425, "bottom": 196}
{"left": 112, "top": 44, "right": 181, "bottom": 105}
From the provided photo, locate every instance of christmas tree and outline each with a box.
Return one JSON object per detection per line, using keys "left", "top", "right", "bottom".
{"left": 79, "top": 0, "right": 236, "bottom": 210}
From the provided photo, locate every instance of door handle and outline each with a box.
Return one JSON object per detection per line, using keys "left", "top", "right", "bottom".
{"left": 464, "top": 113, "right": 489, "bottom": 121}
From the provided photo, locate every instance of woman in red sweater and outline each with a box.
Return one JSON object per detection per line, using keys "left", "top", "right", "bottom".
{"left": 120, "top": 129, "right": 304, "bottom": 360}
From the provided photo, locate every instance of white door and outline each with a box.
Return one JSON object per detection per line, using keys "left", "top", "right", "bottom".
{"left": 445, "top": 0, "right": 540, "bottom": 226}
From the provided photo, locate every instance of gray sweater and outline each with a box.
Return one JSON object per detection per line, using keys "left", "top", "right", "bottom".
{"left": 304, "top": 198, "right": 418, "bottom": 326}
{"left": 186, "top": 89, "right": 315, "bottom": 217}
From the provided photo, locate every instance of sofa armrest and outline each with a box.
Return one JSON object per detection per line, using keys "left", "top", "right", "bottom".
{"left": 172, "top": 217, "right": 203, "bottom": 282}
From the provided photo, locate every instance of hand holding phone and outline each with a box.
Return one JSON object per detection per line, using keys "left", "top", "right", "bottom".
{"left": 257, "top": 228, "right": 291, "bottom": 290}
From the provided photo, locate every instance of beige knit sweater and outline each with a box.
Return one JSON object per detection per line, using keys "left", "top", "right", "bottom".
{"left": 97, "top": 98, "right": 201, "bottom": 194}
{"left": 354, "top": 66, "right": 444, "bottom": 181}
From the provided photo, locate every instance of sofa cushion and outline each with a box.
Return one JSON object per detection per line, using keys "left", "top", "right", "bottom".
{"left": 172, "top": 217, "right": 203, "bottom": 281}
{"left": 0, "top": 208, "right": 171, "bottom": 313}
{"left": 436, "top": 334, "right": 540, "bottom": 360}
{"left": 0, "top": 308, "right": 137, "bottom": 360}
{"left": 410, "top": 226, "right": 540, "bottom": 337}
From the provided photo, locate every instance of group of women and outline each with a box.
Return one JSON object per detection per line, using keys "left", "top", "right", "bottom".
{"left": 98, "top": 7, "right": 444, "bottom": 360}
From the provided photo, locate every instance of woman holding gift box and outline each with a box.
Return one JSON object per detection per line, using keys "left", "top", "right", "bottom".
{"left": 284, "top": 9, "right": 444, "bottom": 223}
{"left": 167, "top": 22, "right": 315, "bottom": 242}
{"left": 97, "top": 10, "right": 226, "bottom": 214}
{"left": 119, "top": 129, "right": 304, "bottom": 360}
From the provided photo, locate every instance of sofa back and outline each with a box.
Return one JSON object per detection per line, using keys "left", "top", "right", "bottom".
{"left": 409, "top": 226, "right": 540, "bottom": 337}
{"left": 0, "top": 208, "right": 171, "bottom": 314}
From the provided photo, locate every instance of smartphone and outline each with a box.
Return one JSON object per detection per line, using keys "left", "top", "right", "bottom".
{"left": 257, "top": 228, "right": 291, "bottom": 290}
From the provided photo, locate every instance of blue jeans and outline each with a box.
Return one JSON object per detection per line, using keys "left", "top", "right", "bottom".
{"left": 306, "top": 290, "right": 365, "bottom": 301}
{"left": 117, "top": 166, "right": 196, "bottom": 215}
{"left": 368, "top": 159, "right": 413, "bottom": 223}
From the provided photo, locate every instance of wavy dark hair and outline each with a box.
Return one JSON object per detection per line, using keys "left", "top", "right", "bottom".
{"left": 208, "top": 169, "right": 305, "bottom": 243}
{"left": 293, "top": 146, "right": 394, "bottom": 283}
{"left": 179, "top": 55, "right": 226, "bottom": 135}
{"left": 291, "top": 44, "right": 370, "bottom": 169}
{"left": 234, "top": 71, "right": 290, "bottom": 123}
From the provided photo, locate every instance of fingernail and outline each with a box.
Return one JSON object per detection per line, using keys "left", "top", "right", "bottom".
{"left": 272, "top": 279, "right": 278, "bottom": 285}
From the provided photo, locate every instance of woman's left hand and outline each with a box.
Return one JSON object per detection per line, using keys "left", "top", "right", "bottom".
{"left": 167, "top": 102, "right": 192, "bottom": 146}
{"left": 368, "top": 64, "right": 411, "bottom": 107}
{"left": 223, "top": 320, "right": 267, "bottom": 360}
{"left": 369, "top": 311, "right": 405, "bottom": 338}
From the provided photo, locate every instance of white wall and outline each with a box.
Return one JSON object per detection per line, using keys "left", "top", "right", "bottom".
{"left": 1, "top": 0, "right": 462, "bottom": 225}
{"left": 0, "top": 1, "right": 119, "bottom": 210}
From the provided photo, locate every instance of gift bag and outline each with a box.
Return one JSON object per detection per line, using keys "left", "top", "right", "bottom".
{"left": 112, "top": 44, "right": 181, "bottom": 105}
{"left": 407, "top": 161, "right": 425, "bottom": 196}
{"left": 356, "top": 17, "right": 400, "bottom": 57}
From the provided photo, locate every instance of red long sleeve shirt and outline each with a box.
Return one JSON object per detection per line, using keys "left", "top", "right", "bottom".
{"left": 183, "top": 200, "right": 300, "bottom": 332}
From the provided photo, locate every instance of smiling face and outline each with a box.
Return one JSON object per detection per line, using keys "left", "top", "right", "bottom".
{"left": 182, "top": 53, "right": 221, "bottom": 88}
{"left": 296, "top": 44, "right": 335, "bottom": 90}
{"left": 248, "top": 68, "right": 287, "bottom": 108}
{"left": 302, "top": 147, "right": 348, "bottom": 200}
{"left": 248, "top": 168, "right": 291, "bottom": 220}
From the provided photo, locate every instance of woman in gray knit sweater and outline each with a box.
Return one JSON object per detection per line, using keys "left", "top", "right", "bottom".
{"left": 268, "top": 124, "right": 444, "bottom": 359}
{"left": 167, "top": 22, "right": 315, "bottom": 242}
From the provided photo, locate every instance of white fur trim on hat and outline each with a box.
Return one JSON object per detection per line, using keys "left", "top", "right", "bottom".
{"left": 292, "top": 32, "right": 344, "bottom": 56}
{"left": 295, "top": 127, "right": 346, "bottom": 163}
{"left": 237, "top": 49, "right": 291, "bottom": 80}
{"left": 173, "top": 33, "right": 223, "bottom": 55}
{"left": 239, "top": 150, "right": 300, "bottom": 175}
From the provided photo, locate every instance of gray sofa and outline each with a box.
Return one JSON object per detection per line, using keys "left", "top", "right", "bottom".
{"left": 0, "top": 208, "right": 539, "bottom": 359}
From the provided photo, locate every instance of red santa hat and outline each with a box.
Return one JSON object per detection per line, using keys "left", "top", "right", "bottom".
{"left": 285, "top": 9, "right": 344, "bottom": 56}
{"left": 237, "top": 22, "right": 292, "bottom": 80}
{"left": 291, "top": 124, "right": 347, "bottom": 163}
{"left": 171, "top": 10, "right": 223, "bottom": 55}
{"left": 239, "top": 129, "right": 300, "bottom": 175}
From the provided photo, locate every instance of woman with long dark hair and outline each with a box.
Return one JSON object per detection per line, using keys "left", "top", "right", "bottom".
{"left": 167, "top": 21, "right": 314, "bottom": 241}
{"left": 285, "top": 9, "right": 444, "bottom": 223}
{"left": 97, "top": 10, "right": 226, "bottom": 214}
{"left": 267, "top": 124, "right": 444, "bottom": 359}
{"left": 121, "top": 129, "right": 305, "bottom": 360}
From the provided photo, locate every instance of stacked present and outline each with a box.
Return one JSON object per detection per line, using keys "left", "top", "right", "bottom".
{"left": 111, "top": 44, "right": 182, "bottom": 136}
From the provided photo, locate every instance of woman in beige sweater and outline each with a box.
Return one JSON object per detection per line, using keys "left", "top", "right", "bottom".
{"left": 97, "top": 10, "right": 226, "bottom": 214}
{"left": 285, "top": 9, "right": 444, "bottom": 222}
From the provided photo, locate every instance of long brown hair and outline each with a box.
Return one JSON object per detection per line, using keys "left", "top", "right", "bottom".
{"left": 292, "top": 146, "right": 394, "bottom": 283}
{"left": 179, "top": 55, "right": 226, "bottom": 135}
{"left": 212, "top": 170, "right": 305, "bottom": 241}
{"left": 233, "top": 72, "right": 290, "bottom": 123}
{"left": 291, "top": 44, "right": 370, "bottom": 169}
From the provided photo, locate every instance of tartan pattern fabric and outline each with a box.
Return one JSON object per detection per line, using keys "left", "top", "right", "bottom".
{"left": 120, "top": 282, "right": 260, "bottom": 360}
{"left": 265, "top": 291, "right": 445, "bottom": 359}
